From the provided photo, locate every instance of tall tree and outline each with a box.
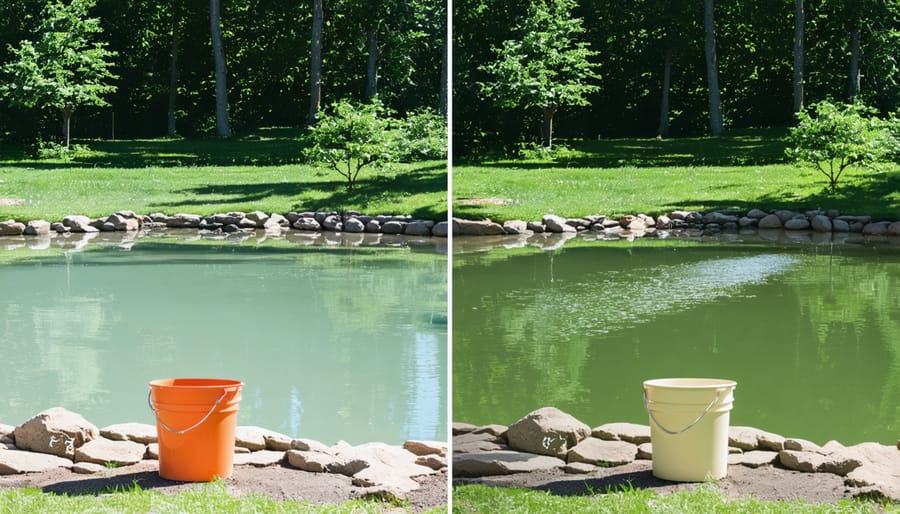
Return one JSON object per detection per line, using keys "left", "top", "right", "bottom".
{"left": 793, "top": 0, "right": 804, "bottom": 113}
{"left": 167, "top": 0, "right": 182, "bottom": 136}
{"left": 848, "top": 26, "right": 861, "bottom": 99}
{"left": 480, "top": 0, "right": 599, "bottom": 149}
{"left": 0, "top": 0, "right": 117, "bottom": 147}
{"left": 307, "top": 0, "right": 324, "bottom": 125}
{"left": 209, "top": 0, "right": 231, "bottom": 137}
{"left": 703, "top": 0, "right": 724, "bottom": 135}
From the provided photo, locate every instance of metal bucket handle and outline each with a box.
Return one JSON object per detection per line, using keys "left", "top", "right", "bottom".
{"left": 643, "top": 387, "right": 723, "bottom": 436}
{"left": 148, "top": 388, "right": 230, "bottom": 435}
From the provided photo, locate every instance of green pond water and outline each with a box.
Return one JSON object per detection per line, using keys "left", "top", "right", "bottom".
{"left": 0, "top": 237, "right": 447, "bottom": 445}
{"left": 453, "top": 239, "right": 900, "bottom": 445}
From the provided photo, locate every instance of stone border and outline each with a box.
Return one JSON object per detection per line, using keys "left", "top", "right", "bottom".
{"left": 452, "top": 407, "right": 900, "bottom": 502}
{"left": 453, "top": 209, "right": 900, "bottom": 241}
{"left": 0, "top": 210, "right": 448, "bottom": 238}
{"left": 0, "top": 407, "right": 447, "bottom": 500}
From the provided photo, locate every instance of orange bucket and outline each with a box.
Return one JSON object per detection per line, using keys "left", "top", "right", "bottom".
{"left": 148, "top": 378, "right": 243, "bottom": 482}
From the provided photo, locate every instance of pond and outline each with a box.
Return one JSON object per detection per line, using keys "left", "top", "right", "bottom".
{"left": 453, "top": 238, "right": 900, "bottom": 445}
{"left": 0, "top": 231, "right": 447, "bottom": 445}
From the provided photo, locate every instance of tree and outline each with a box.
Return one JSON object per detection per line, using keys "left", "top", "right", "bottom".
{"left": 304, "top": 99, "right": 393, "bottom": 190}
{"left": 479, "top": 0, "right": 599, "bottom": 149}
{"left": 307, "top": 0, "right": 324, "bottom": 126}
{"left": 703, "top": 0, "right": 723, "bottom": 135}
{"left": 209, "top": 0, "right": 231, "bottom": 137}
{"left": 0, "top": 0, "right": 116, "bottom": 147}
{"left": 167, "top": 0, "right": 182, "bottom": 136}
{"left": 793, "top": 0, "right": 804, "bottom": 113}
{"left": 786, "top": 100, "right": 897, "bottom": 193}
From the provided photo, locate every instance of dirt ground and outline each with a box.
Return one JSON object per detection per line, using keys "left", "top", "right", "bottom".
{"left": 0, "top": 460, "right": 448, "bottom": 512}
{"left": 452, "top": 460, "right": 890, "bottom": 505}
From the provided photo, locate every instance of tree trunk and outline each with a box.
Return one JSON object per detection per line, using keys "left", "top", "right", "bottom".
{"left": 167, "top": 0, "right": 181, "bottom": 137}
{"left": 210, "top": 0, "right": 232, "bottom": 138}
{"left": 62, "top": 105, "right": 73, "bottom": 148}
{"left": 848, "top": 26, "right": 860, "bottom": 99}
{"left": 792, "top": 0, "right": 804, "bottom": 113}
{"left": 438, "top": 30, "right": 447, "bottom": 117}
{"left": 365, "top": 26, "right": 378, "bottom": 99}
{"left": 658, "top": 46, "right": 673, "bottom": 138}
{"left": 307, "top": 0, "right": 323, "bottom": 126}
{"left": 541, "top": 106, "right": 555, "bottom": 149}
{"left": 703, "top": 0, "right": 723, "bottom": 136}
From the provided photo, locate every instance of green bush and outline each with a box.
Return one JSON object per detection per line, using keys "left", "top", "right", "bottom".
{"left": 786, "top": 100, "right": 896, "bottom": 193}
{"left": 393, "top": 108, "right": 447, "bottom": 162}
{"left": 303, "top": 98, "right": 394, "bottom": 190}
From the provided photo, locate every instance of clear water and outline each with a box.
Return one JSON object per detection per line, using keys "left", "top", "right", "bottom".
{"left": 0, "top": 237, "right": 447, "bottom": 445}
{"left": 453, "top": 240, "right": 900, "bottom": 445}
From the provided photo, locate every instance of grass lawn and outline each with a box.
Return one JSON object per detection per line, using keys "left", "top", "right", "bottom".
{"left": 0, "top": 481, "right": 446, "bottom": 513}
{"left": 453, "top": 129, "right": 900, "bottom": 222}
{"left": 452, "top": 484, "right": 891, "bottom": 513}
{"left": 0, "top": 128, "right": 447, "bottom": 221}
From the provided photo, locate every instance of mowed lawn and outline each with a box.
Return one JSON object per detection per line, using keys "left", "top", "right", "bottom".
{"left": 0, "top": 128, "right": 447, "bottom": 221}
{"left": 452, "top": 130, "right": 900, "bottom": 222}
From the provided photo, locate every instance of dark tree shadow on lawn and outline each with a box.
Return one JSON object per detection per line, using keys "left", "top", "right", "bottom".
{"left": 532, "top": 470, "right": 675, "bottom": 497}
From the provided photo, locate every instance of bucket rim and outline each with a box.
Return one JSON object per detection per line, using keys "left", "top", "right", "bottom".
{"left": 643, "top": 378, "right": 736, "bottom": 389}
{"left": 150, "top": 378, "right": 244, "bottom": 389}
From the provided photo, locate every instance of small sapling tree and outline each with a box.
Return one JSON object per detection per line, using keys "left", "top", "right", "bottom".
{"left": 787, "top": 100, "right": 896, "bottom": 193}
{"left": 0, "top": 0, "right": 117, "bottom": 148}
{"left": 304, "top": 98, "right": 394, "bottom": 191}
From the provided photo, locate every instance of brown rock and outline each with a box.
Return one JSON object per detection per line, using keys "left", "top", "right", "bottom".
{"left": 567, "top": 438, "right": 637, "bottom": 466}
{"left": 74, "top": 438, "right": 146, "bottom": 466}
{"left": 286, "top": 449, "right": 334, "bottom": 473}
{"left": 14, "top": 407, "right": 98, "bottom": 459}
{"left": 592, "top": 422, "right": 650, "bottom": 444}
{"left": 506, "top": 407, "right": 591, "bottom": 458}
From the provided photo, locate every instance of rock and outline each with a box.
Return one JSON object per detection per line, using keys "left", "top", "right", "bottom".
{"left": 235, "top": 426, "right": 291, "bottom": 451}
{"left": 403, "top": 440, "right": 447, "bottom": 457}
{"left": 452, "top": 422, "right": 477, "bottom": 435}
{"left": 727, "top": 450, "right": 778, "bottom": 468}
{"left": 738, "top": 217, "right": 756, "bottom": 227}
{"left": 235, "top": 446, "right": 251, "bottom": 454}
{"left": 542, "top": 215, "right": 576, "bottom": 233}
{"left": 14, "top": 407, "right": 99, "bottom": 459}
{"left": 818, "top": 448, "right": 864, "bottom": 476}
{"left": 862, "top": 221, "right": 890, "bottom": 235}
{"left": 286, "top": 449, "right": 334, "bottom": 472}
{"left": 784, "top": 438, "right": 822, "bottom": 453}
{"left": 352, "top": 462, "right": 420, "bottom": 493}
{"left": 165, "top": 213, "right": 202, "bottom": 228}
{"left": 452, "top": 450, "right": 565, "bottom": 477}
{"left": 74, "top": 438, "right": 146, "bottom": 466}
{"left": 233, "top": 450, "right": 285, "bottom": 467}
{"left": 265, "top": 213, "right": 289, "bottom": 228}
{"left": 244, "top": 211, "right": 269, "bottom": 226}
{"left": 832, "top": 219, "right": 850, "bottom": 232}
{"left": 50, "top": 222, "right": 68, "bottom": 233}
{"left": 344, "top": 218, "right": 365, "bottom": 233}
{"left": 107, "top": 213, "right": 140, "bottom": 231}
{"left": 811, "top": 215, "right": 832, "bottom": 232}
{"left": 263, "top": 433, "right": 293, "bottom": 452}
{"left": 758, "top": 214, "right": 782, "bottom": 229}
{"left": 293, "top": 217, "right": 320, "bottom": 231}
{"left": 321, "top": 215, "right": 342, "bottom": 231}
{"left": 453, "top": 218, "right": 504, "bottom": 236}
{"left": 72, "top": 462, "right": 106, "bottom": 474}
{"left": 364, "top": 220, "right": 382, "bottom": 233}
{"left": 728, "top": 426, "right": 785, "bottom": 451}
{"left": 821, "top": 440, "right": 846, "bottom": 454}
{"left": 146, "top": 443, "right": 158, "bottom": 459}
{"left": 703, "top": 211, "right": 738, "bottom": 224}
{"left": 621, "top": 216, "right": 646, "bottom": 231}
{"left": 655, "top": 215, "right": 672, "bottom": 229}
{"left": 774, "top": 210, "right": 797, "bottom": 223}
{"left": 637, "top": 443, "right": 652, "bottom": 460}
{"left": 502, "top": 220, "right": 529, "bottom": 235}
{"left": 0, "top": 424, "right": 14, "bottom": 441}
{"left": 564, "top": 462, "right": 598, "bottom": 474}
{"left": 415, "top": 455, "right": 446, "bottom": 470}
{"left": 473, "top": 424, "right": 508, "bottom": 438}
{"left": 0, "top": 450, "right": 73, "bottom": 474}
{"left": 290, "top": 438, "right": 333, "bottom": 454}
{"left": 382, "top": 220, "right": 407, "bottom": 234}
{"left": 506, "top": 407, "right": 591, "bottom": 458}
{"left": 746, "top": 209, "right": 768, "bottom": 219}
{"left": 432, "top": 221, "right": 449, "bottom": 237}
{"left": 888, "top": 221, "right": 900, "bottom": 236}
{"left": 405, "top": 220, "right": 434, "bottom": 236}
{"left": 23, "top": 220, "right": 51, "bottom": 236}
{"left": 779, "top": 450, "right": 826, "bottom": 472}
{"left": 784, "top": 218, "right": 810, "bottom": 230}
{"left": 453, "top": 432, "right": 508, "bottom": 454}
{"left": 842, "top": 443, "right": 900, "bottom": 500}
{"left": 238, "top": 218, "right": 258, "bottom": 229}
{"left": 99, "top": 423, "right": 157, "bottom": 444}
{"left": 567, "top": 438, "right": 637, "bottom": 466}
{"left": 527, "top": 222, "right": 545, "bottom": 233}
{"left": 592, "top": 422, "right": 650, "bottom": 444}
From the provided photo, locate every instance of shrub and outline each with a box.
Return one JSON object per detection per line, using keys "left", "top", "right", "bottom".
{"left": 393, "top": 109, "right": 447, "bottom": 162}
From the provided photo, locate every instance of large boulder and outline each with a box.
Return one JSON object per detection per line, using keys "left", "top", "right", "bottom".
{"left": 453, "top": 218, "right": 504, "bottom": 236}
{"left": 542, "top": 215, "right": 576, "bottom": 233}
{"left": 506, "top": 407, "right": 591, "bottom": 458}
{"left": 14, "top": 407, "right": 99, "bottom": 459}
{"left": 0, "top": 220, "right": 25, "bottom": 236}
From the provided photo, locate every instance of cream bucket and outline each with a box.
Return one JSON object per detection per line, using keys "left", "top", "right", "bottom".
{"left": 643, "top": 378, "right": 736, "bottom": 482}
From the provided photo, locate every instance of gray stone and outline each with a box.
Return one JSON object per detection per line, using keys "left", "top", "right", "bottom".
{"left": 832, "top": 219, "right": 850, "bottom": 232}
{"left": 506, "top": 407, "right": 591, "bottom": 458}
{"left": 14, "top": 407, "right": 99, "bottom": 459}
{"left": 382, "top": 220, "right": 407, "bottom": 234}
{"left": 738, "top": 217, "right": 756, "bottom": 227}
{"left": 819, "top": 448, "right": 864, "bottom": 476}
{"left": 758, "top": 214, "right": 783, "bottom": 229}
{"left": 415, "top": 454, "right": 446, "bottom": 470}
{"left": 784, "top": 438, "right": 822, "bottom": 453}
{"left": 637, "top": 443, "right": 652, "bottom": 460}
{"left": 655, "top": 215, "right": 672, "bottom": 229}
{"left": 563, "top": 462, "right": 598, "bottom": 474}
{"left": 24, "top": 220, "right": 51, "bottom": 236}
{"left": 888, "top": 221, "right": 900, "bottom": 236}
{"left": 453, "top": 431, "right": 508, "bottom": 454}
{"left": 352, "top": 463, "right": 421, "bottom": 493}
{"left": 235, "top": 426, "right": 289, "bottom": 451}
{"left": 234, "top": 446, "right": 251, "bottom": 454}
{"left": 779, "top": 450, "right": 826, "bottom": 472}
{"left": 620, "top": 215, "right": 646, "bottom": 231}
{"left": 473, "top": 424, "right": 508, "bottom": 438}
{"left": 265, "top": 213, "right": 289, "bottom": 228}
{"left": 432, "top": 221, "right": 449, "bottom": 237}
{"left": 74, "top": 438, "right": 146, "bottom": 466}
{"left": 405, "top": 220, "right": 434, "bottom": 236}
{"left": 842, "top": 443, "right": 900, "bottom": 500}
{"left": 542, "top": 215, "right": 576, "bottom": 233}
{"left": 238, "top": 218, "right": 258, "bottom": 229}
{"left": 245, "top": 211, "right": 269, "bottom": 226}
{"left": 526, "top": 221, "right": 545, "bottom": 233}
{"left": 452, "top": 450, "right": 565, "bottom": 477}
{"left": 165, "top": 213, "right": 202, "bottom": 228}
{"left": 453, "top": 218, "right": 504, "bottom": 236}
{"left": 72, "top": 462, "right": 106, "bottom": 474}
{"left": 290, "top": 438, "right": 333, "bottom": 454}
{"left": 811, "top": 215, "right": 833, "bottom": 232}
{"left": 0, "top": 450, "right": 72, "bottom": 475}
{"left": 365, "top": 220, "right": 382, "bottom": 233}
{"left": 263, "top": 432, "right": 293, "bottom": 451}
{"left": 452, "top": 422, "right": 477, "bottom": 435}
{"left": 746, "top": 209, "right": 769, "bottom": 219}
{"left": 727, "top": 450, "right": 778, "bottom": 468}
{"left": 146, "top": 443, "right": 158, "bottom": 459}
{"left": 50, "top": 222, "right": 68, "bottom": 233}
{"left": 566, "top": 438, "right": 637, "bottom": 466}
{"left": 286, "top": 449, "right": 334, "bottom": 472}
{"left": 344, "top": 218, "right": 365, "bottom": 233}
{"left": 774, "top": 210, "right": 797, "bottom": 223}
{"left": 233, "top": 450, "right": 285, "bottom": 467}
{"left": 728, "top": 426, "right": 784, "bottom": 452}
{"left": 107, "top": 213, "right": 140, "bottom": 231}
{"left": 402, "top": 440, "right": 447, "bottom": 457}
{"left": 502, "top": 220, "right": 529, "bottom": 235}
{"left": 862, "top": 222, "right": 890, "bottom": 235}
{"left": 293, "top": 217, "right": 321, "bottom": 231}
{"left": 592, "top": 422, "right": 650, "bottom": 444}
{"left": 703, "top": 211, "right": 738, "bottom": 224}
{"left": 321, "top": 215, "right": 342, "bottom": 231}
{"left": 821, "top": 440, "right": 846, "bottom": 454}
{"left": 784, "top": 218, "right": 810, "bottom": 230}
{"left": 222, "top": 223, "right": 241, "bottom": 233}
{"left": 99, "top": 423, "right": 157, "bottom": 444}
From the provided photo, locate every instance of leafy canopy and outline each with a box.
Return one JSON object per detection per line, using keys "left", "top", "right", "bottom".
{"left": 479, "top": 0, "right": 600, "bottom": 113}
{"left": 786, "top": 100, "right": 898, "bottom": 193}
{"left": 0, "top": 0, "right": 117, "bottom": 112}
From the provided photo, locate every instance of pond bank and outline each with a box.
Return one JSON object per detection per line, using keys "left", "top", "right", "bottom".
{"left": 0, "top": 407, "right": 447, "bottom": 510}
{"left": 452, "top": 407, "right": 900, "bottom": 504}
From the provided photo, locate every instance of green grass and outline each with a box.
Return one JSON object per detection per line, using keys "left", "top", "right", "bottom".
{"left": 0, "top": 128, "right": 447, "bottom": 221}
{"left": 453, "top": 130, "right": 900, "bottom": 222}
{"left": 0, "top": 481, "right": 446, "bottom": 513}
{"left": 452, "top": 484, "right": 894, "bottom": 513}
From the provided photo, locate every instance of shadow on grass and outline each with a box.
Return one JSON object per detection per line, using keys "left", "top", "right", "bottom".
{"left": 533, "top": 470, "right": 672, "bottom": 497}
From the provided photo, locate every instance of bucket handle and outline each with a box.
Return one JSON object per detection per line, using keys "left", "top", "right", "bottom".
{"left": 643, "top": 388, "right": 723, "bottom": 436}
{"left": 148, "top": 389, "right": 229, "bottom": 435}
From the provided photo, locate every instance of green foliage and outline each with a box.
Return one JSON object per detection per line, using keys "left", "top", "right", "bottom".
{"left": 787, "top": 101, "right": 898, "bottom": 193}
{"left": 393, "top": 108, "right": 447, "bottom": 161}
{"left": 0, "top": 0, "right": 117, "bottom": 117}
{"left": 32, "top": 141, "right": 93, "bottom": 160}
{"left": 304, "top": 99, "right": 395, "bottom": 190}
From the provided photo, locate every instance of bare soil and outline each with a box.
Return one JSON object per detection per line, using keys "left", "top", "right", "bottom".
{"left": 0, "top": 460, "right": 447, "bottom": 512}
